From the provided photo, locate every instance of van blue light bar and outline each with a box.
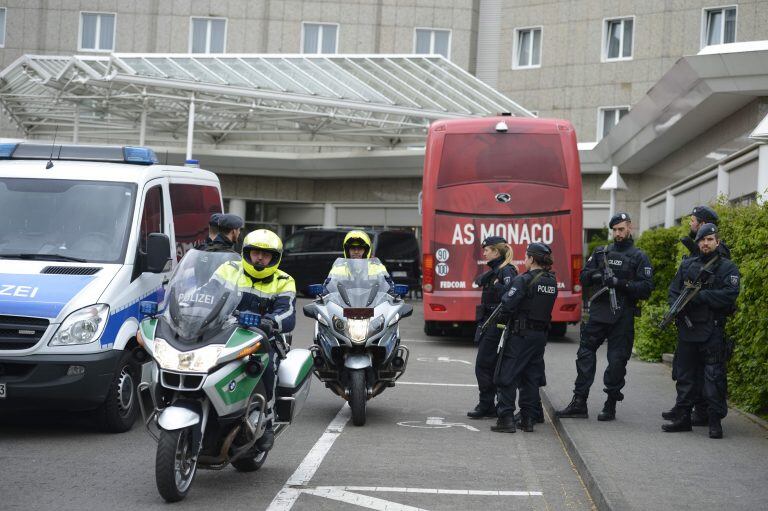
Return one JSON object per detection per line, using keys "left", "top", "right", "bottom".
{"left": 0, "top": 143, "right": 158, "bottom": 165}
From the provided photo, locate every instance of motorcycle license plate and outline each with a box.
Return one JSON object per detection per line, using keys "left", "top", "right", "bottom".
{"left": 0, "top": 383, "right": 6, "bottom": 399}
{"left": 391, "top": 271, "right": 407, "bottom": 277}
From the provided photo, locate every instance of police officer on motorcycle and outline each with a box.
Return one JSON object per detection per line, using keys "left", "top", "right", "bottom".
{"left": 467, "top": 236, "right": 518, "bottom": 419}
{"left": 662, "top": 224, "right": 739, "bottom": 439}
{"left": 492, "top": 243, "right": 558, "bottom": 433}
{"left": 556, "top": 212, "right": 653, "bottom": 422}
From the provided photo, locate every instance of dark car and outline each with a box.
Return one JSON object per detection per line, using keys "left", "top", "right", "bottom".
{"left": 280, "top": 228, "right": 421, "bottom": 295}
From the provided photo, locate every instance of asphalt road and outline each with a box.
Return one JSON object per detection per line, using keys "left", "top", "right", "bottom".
{"left": 0, "top": 299, "right": 594, "bottom": 511}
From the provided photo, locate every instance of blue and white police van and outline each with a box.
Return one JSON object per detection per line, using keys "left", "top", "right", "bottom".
{"left": 0, "top": 143, "right": 223, "bottom": 431}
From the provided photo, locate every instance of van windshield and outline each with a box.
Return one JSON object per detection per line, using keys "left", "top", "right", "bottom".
{"left": 0, "top": 178, "right": 137, "bottom": 263}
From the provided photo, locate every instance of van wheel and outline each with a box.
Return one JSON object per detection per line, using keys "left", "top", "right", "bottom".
{"left": 97, "top": 351, "right": 139, "bottom": 433}
{"left": 549, "top": 322, "right": 567, "bottom": 339}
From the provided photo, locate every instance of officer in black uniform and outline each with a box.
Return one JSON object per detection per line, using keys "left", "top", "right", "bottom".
{"left": 467, "top": 236, "right": 518, "bottom": 419}
{"left": 202, "top": 213, "right": 243, "bottom": 253}
{"left": 662, "top": 224, "right": 739, "bottom": 439}
{"left": 199, "top": 212, "right": 222, "bottom": 249}
{"left": 556, "top": 212, "right": 653, "bottom": 421}
{"left": 664, "top": 205, "right": 730, "bottom": 424}
{"left": 492, "top": 243, "right": 558, "bottom": 433}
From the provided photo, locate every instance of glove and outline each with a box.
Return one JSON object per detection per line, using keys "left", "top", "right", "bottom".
{"left": 605, "top": 276, "right": 625, "bottom": 289}
{"left": 590, "top": 271, "right": 603, "bottom": 284}
{"left": 260, "top": 317, "right": 277, "bottom": 336}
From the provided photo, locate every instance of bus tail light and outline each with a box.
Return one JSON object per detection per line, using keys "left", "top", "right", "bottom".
{"left": 429, "top": 304, "right": 447, "bottom": 312}
{"left": 571, "top": 255, "right": 582, "bottom": 293}
{"left": 422, "top": 254, "right": 435, "bottom": 293}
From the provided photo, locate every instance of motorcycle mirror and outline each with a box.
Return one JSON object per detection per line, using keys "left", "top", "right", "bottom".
{"left": 303, "top": 303, "right": 318, "bottom": 318}
{"left": 139, "top": 300, "right": 158, "bottom": 318}
{"left": 393, "top": 284, "right": 409, "bottom": 297}
{"left": 306, "top": 284, "right": 324, "bottom": 298}
{"left": 238, "top": 311, "right": 261, "bottom": 327}
{"left": 399, "top": 304, "right": 414, "bottom": 318}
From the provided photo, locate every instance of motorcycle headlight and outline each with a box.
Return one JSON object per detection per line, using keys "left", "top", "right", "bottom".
{"left": 153, "top": 339, "right": 223, "bottom": 373}
{"left": 49, "top": 304, "right": 110, "bottom": 346}
{"left": 347, "top": 318, "right": 370, "bottom": 344}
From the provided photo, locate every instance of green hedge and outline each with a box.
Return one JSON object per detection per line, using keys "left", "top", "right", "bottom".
{"left": 633, "top": 200, "right": 768, "bottom": 414}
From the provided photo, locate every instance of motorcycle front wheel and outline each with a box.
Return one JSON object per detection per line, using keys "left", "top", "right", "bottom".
{"left": 155, "top": 427, "right": 198, "bottom": 502}
{"left": 349, "top": 369, "right": 367, "bottom": 426}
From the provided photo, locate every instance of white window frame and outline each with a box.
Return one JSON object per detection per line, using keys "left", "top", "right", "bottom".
{"left": 189, "top": 16, "right": 228, "bottom": 53}
{"left": 512, "top": 26, "right": 543, "bottom": 69}
{"left": 0, "top": 7, "right": 7, "bottom": 48}
{"left": 300, "top": 22, "right": 339, "bottom": 54}
{"left": 413, "top": 27, "right": 452, "bottom": 60}
{"left": 700, "top": 5, "right": 738, "bottom": 48}
{"left": 597, "top": 106, "right": 630, "bottom": 141}
{"left": 78, "top": 11, "right": 116, "bottom": 52}
{"left": 601, "top": 16, "right": 634, "bottom": 62}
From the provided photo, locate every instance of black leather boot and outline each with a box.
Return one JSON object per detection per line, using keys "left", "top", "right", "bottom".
{"left": 555, "top": 395, "right": 588, "bottom": 419}
{"left": 256, "top": 425, "right": 275, "bottom": 451}
{"left": 709, "top": 417, "right": 723, "bottom": 439}
{"left": 467, "top": 404, "right": 497, "bottom": 419}
{"left": 691, "top": 408, "right": 709, "bottom": 427}
{"left": 519, "top": 415, "right": 535, "bottom": 432}
{"left": 597, "top": 397, "right": 617, "bottom": 421}
{"left": 662, "top": 411, "right": 692, "bottom": 432}
{"left": 490, "top": 415, "right": 516, "bottom": 433}
{"left": 662, "top": 406, "right": 683, "bottom": 421}
{"left": 515, "top": 411, "right": 545, "bottom": 425}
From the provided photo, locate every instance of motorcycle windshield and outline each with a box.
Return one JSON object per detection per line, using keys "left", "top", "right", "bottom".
{"left": 162, "top": 249, "right": 243, "bottom": 341}
{"left": 325, "top": 258, "right": 392, "bottom": 308}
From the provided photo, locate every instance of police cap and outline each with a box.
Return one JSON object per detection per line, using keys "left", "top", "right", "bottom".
{"left": 691, "top": 205, "right": 719, "bottom": 224}
{"left": 218, "top": 213, "right": 244, "bottom": 231}
{"left": 526, "top": 242, "right": 552, "bottom": 256}
{"left": 609, "top": 212, "right": 631, "bottom": 228}
{"left": 208, "top": 212, "right": 223, "bottom": 227}
{"left": 481, "top": 236, "right": 507, "bottom": 247}
{"left": 695, "top": 223, "right": 718, "bottom": 242}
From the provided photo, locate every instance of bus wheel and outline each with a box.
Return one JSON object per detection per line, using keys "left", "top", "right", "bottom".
{"left": 424, "top": 321, "right": 440, "bottom": 337}
{"left": 549, "top": 322, "right": 567, "bottom": 339}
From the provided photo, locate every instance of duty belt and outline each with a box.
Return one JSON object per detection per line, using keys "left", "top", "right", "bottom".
{"left": 510, "top": 318, "right": 548, "bottom": 332}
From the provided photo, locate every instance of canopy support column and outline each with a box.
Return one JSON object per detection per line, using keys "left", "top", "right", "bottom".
{"left": 139, "top": 108, "right": 147, "bottom": 146}
{"left": 186, "top": 95, "right": 195, "bottom": 161}
{"left": 72, "top": 104, "right": 80, "bottom": 143}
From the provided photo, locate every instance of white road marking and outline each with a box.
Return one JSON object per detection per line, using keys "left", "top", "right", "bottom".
{"left": 301, "top": 487, "right": 428, "bottom": 511}
{"left": 266, "top": 405, "right": 350, "bottom": 511}
{"left": 398, "top": 416, "right": 480, "bottom": 432}
{"left": 416, "top": 356, "right": 472, "bottom": 365}
{"left": 398, "top": 381, "right": 476, "bottom": 387}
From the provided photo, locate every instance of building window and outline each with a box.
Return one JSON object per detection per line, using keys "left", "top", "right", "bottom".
{"left": 79, "top": 12, "right": 116, "bottom": 51}
{"left": 0, "top": 8, "right": 6, "bottom": 48}
{"left": 190, "top": 17, "right": 227, "bottom": 53}
{"left": 302, "top": 22, "right": 338, "bottom": 54}
{"left": 414, "top": 28, "right": 451, "bottom": 59}
{"left": 597, "top": 107, "right": 629, "bottom": 140}
{"left": 702, "top": 6, "right": 737, "bottom": 47}
{"left": 513, "top": 27, "right": 542, "bottom": 68}
{"left": 603, "top": 17, "right": 633, "bottom": 61}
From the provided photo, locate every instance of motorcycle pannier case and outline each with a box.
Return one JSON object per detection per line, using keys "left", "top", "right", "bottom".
{"left": 275, "top": 349, "right": 313, "bottom": 423}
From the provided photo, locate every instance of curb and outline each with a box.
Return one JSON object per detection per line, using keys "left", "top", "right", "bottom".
{"left": 541, "top": 389, "right": 627, "bottom": 511}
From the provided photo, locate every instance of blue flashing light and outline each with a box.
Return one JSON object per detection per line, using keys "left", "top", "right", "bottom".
{"left": 307, "top": 284, "right": 325, "bottom": 298}
{"left": 123, "top": 146, "right": 159, "bottom": 165}
{"left": 238, "top": 311, "right": 261, "bottom": 328}
{"left": 394, "top": 284, "right": 409, "bottom": 297}
{"left": 0, "top": 143, "right": 19, "bottom": 158}
{"left": 184, "top": 159, "right": 200, "bottom": 168}
{"left": 139, "top": 301, "right": 158, "bottom": 317}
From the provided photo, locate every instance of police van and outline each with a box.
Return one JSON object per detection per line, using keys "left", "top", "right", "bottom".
{"left": 0, "top": 143, "right": 223, "bottom": 431}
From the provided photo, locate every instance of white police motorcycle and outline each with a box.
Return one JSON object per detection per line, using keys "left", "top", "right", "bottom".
{"left": 135, "top": 250, "right": 312, "bottom": 502}
{"left": 303, "top": 258, "right": 412, "bottom": 426}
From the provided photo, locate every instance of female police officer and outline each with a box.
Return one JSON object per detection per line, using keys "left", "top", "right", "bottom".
{"left": 467, "top": 236, "right": 518, "bottom": 419}
{"left": 492, "top": 243, "right": 558, "bottom": 433}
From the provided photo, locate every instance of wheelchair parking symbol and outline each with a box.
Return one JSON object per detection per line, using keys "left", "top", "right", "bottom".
{"left": 397, "top": 416, "right": 479, "bottom": 432}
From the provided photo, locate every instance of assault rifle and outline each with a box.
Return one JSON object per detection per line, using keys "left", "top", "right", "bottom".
{"left": 588, "top": 248, "right": 619, "bottom": 315}
{"left": 658, "top": 255, "right": 719, "bottom": 330}
{"left": 479, "top": 303, "right": 504, "bottom": 333}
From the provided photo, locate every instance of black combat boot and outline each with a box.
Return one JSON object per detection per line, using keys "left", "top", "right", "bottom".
{"left": 515, "top": 411, "right": 545, "bottom": 425}
{"left": 661, "top": 411, "right": 692, "bottom": 432}
{"left": 554, "top": 395, "right": 588, "bottom": 419}
{"left": 467, "top": 404, "right": 497, "bottom": 419}
{"left": 256, "top": 424, "right": 275, "bottom": 451}
{"left": 662, "top": 406, "right": 683, "bottom": 421}
{"left": 708, "top": 417, "right": 723, "bottom": 439}
{"left": 597, "top": 397, "right": 617, "bottom": 421}
{"left": 519, "top": 415, "right": 535, "bottom": 432}
{"left": 490, "top": 415, "right": 516, "bottom": 433}
{"left": 691, "top": 407, "right": 709, "bottom": 427}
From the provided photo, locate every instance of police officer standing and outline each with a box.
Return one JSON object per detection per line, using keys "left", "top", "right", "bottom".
{"left": 492, "top": 243, "right": 558, "bottom": 433}
{"left": 467, "top": 236, "right": 518, "bottom": 419}
{"left": 556, "top": 212, "right": 653, "bottom": 421}
{"left": 199, "top": 212, "right": 222, "bottom": 249}
{"left": 662, "top": 224, "right": 739, "bottom": 439}
{"left": 202, "top": 213, "right": 243, "bottom": 252}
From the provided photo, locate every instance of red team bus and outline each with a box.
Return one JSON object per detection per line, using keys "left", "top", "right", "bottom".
{"left": 421, "top": 115, "right": 583, "bottom": 338}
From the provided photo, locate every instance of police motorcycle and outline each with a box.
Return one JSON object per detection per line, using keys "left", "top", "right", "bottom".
{"left": 303, "top": 258, "right": 412, "bottom": 426}
{"left": 135, "top": 250, "right": 312, "bottom": 502}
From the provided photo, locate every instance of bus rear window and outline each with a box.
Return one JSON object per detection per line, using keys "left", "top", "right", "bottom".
{"left": 437, "top": 133, "right": 568, "bottom": 188}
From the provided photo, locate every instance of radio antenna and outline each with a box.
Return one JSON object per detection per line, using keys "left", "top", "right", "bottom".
{"left": 46, "top": 125, "right": 59, "bottom": 169}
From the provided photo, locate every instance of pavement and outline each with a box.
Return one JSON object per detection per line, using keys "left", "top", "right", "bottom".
{"left": 542, "top": 327, "right": 768, "bottom": 511}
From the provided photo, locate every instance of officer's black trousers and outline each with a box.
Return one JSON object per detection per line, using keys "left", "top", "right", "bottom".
{"left": 675, "top": 328, "right": 728, "bottom": 419}
{"left": 672, "top": 347, "right": 708, "bottom": 412}
{"left": 574, "top": 312, "right": 634, "bottom": 401}
{"left": 495, "top": 330, "right": 547, "bottom": 418}
{"left": 474, "top": 324, "right": 502, "bottom": 409}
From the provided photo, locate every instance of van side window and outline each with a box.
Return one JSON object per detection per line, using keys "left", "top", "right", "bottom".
{"left": 169, "top": 184, "right": 222, "bottom": 260}
{"left": 307, "top": 231, "right": 345, "bottom": 252}
{"left": 139, "top": 185, "right": 164, "bottom": 253}
{"left": 284, "top": 232, "right": 305, "bottom": 253}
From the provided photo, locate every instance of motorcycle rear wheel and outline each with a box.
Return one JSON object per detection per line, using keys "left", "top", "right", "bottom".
{"left": 349, "top": 369, "right": 367, "bottom": 426}
{"left": 156, "top": 427, "right": 198, "bottom": 502}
